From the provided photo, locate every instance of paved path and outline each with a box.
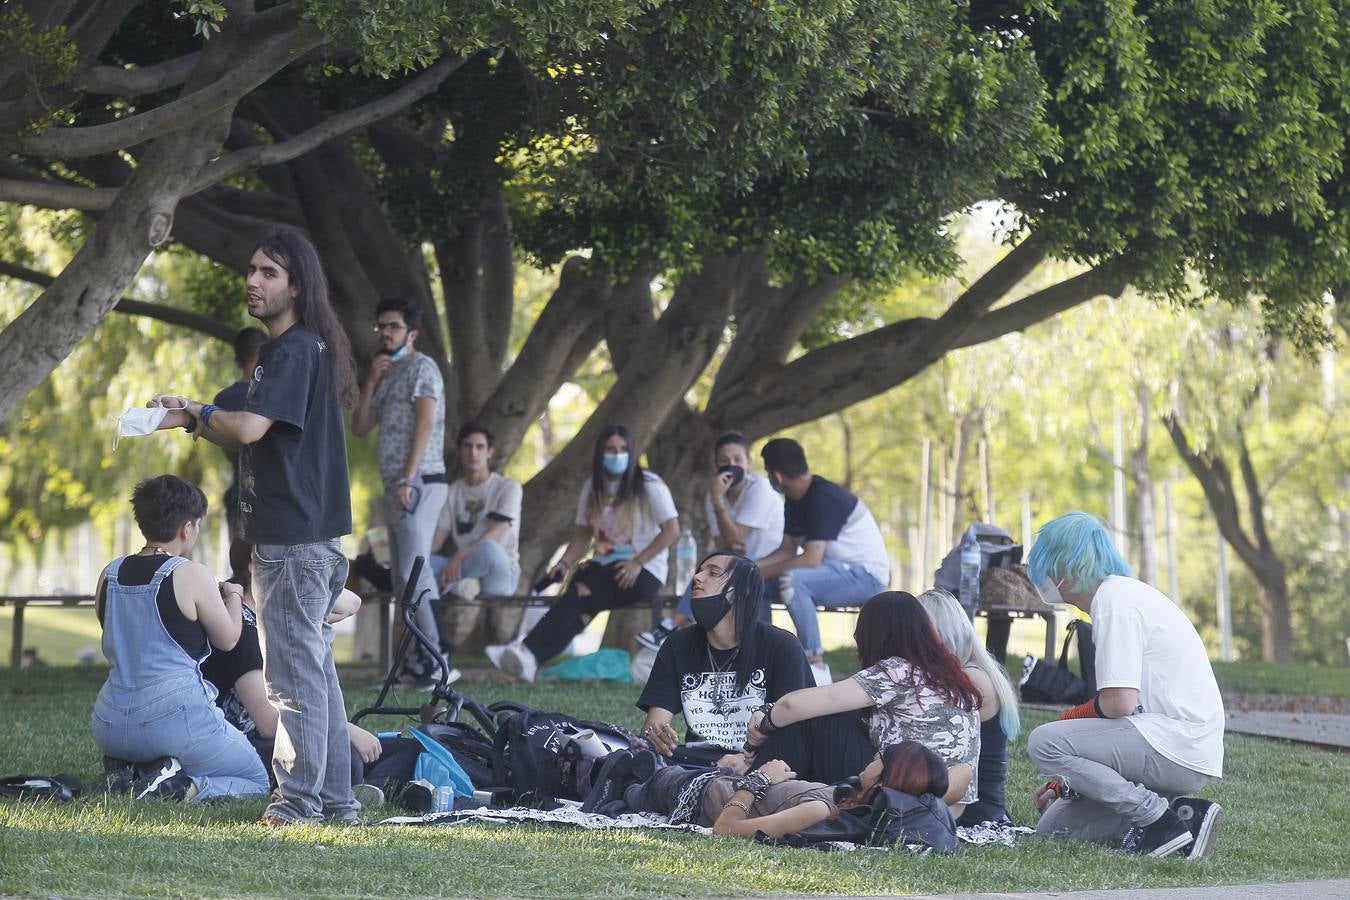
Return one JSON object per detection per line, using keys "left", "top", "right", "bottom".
{"left": 901, "top": 878, "right": 1350, "bottom": 900}
{"left": 1224, "top": 711, "right": 1350, "bottom": 751}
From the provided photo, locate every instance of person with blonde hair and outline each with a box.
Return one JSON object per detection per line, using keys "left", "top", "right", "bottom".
{"left": 917, "top": 588, "right": 1020, "bottom": 825}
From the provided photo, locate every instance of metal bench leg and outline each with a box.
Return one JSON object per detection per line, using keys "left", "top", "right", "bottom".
{"left": 10, "top": 601, "right": 24, "bottom": 669}
{"left": 1043, "top": 608, "right": 1058, "bottom": 660}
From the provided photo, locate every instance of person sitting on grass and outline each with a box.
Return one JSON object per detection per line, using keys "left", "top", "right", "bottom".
{"left": 917, "top": 588, "right": 1021, "bottom": 826}
{"left": 741, "top": 591, "right": 981, "bottom": 816}
{"left": 637, "top": 553, "right": 812, "bottom": 767}
{"left": 616, "top": 741, "right": 964, "bottom": 848}
{"left": 487, "top": 424, "right": 680, "bottom": 682}
{"left": 92, "top": 475, "right": 268, "bottom": 801}
{"left": 1025, "top": 511, "right": 1224, "bottom": 859}
{"left": 202, "top": 565, "right": 385, "bottom": 807}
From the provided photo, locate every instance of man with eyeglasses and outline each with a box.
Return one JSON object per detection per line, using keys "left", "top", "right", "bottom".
{"left": 353, "top": 296, "right": 449, "bottom": 688}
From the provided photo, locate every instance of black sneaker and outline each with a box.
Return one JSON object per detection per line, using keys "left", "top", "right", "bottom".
{"left": 97, "top": 756, "right": 137, "bottom": 795}
{"left": 1171, "top": 796, "right": 1223, "bottom": 860}
{"left": 635, "top": 622, "right": 674, "bottom": 653}
{"left": 133, "top": 757, "right": 197, "bottom": 801}
{"left": 1120, "top": 808, "right": 1193, "bottom": 858}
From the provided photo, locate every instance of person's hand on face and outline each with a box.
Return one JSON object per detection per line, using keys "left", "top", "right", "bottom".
{"left": 368, "top": 354, "right": 394, "bottom": 385}
{"left": 710, "top": 468, "right": 735, "bottom": 502}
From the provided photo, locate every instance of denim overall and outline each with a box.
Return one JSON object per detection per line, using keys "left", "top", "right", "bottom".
{"left": 91, "top": 555, "right": 267, "bottom": 800}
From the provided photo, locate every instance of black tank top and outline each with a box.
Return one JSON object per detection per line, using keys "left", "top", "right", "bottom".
{"left": 97, "top": 554, "right": 208, "bottom": 659}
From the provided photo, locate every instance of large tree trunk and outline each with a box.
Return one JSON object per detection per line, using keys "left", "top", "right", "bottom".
{"left": 1133, "top": 383, "right": 1159, "bottom": 585}
{"left": 1164, "top": 413, "right": 1294, "bottom": 661}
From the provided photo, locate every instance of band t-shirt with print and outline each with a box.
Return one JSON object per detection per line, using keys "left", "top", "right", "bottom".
{"left": 851, "top": 656, "right": 981, "bottom": 805}
{"left": 638, "top": 624, "right": 812, "bottom": 750}
{"left": 370, "top": 351, "right": 445, "bottom": 486}
{"left": 437, "top": 472, "right": 524, "bottom": 572}
{"left": 239, "top": 325, "right": 352, "bottom": 544}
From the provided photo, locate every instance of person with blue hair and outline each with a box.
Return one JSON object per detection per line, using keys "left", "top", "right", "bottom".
{"left": 1024, "top": 511, "right": 1225, "bottom": 860}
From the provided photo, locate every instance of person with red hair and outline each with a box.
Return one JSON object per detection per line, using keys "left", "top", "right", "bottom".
{"left": 741, "top": 591, "right": 982, "bottom": 815}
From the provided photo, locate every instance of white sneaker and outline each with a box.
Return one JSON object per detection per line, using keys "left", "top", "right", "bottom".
{"left": 485, "top": 643, "right": 508, "bottom": 671}
{"left": 445, "top": 666, "right": 463, "bottom": 685}
{"left": 499, "top": 641, "right": 538, "bottom": 683}
{"left": 449, "top": 577, "right": 481, "bottom": 601}
{"left": 810, "top": 661, "right": 833, "bottom": 686}
{"left": 352, "top": 783, "right": 385, "bottom": 810}
{"left": 777, "top": 574, "right": 795, "bottom": 604}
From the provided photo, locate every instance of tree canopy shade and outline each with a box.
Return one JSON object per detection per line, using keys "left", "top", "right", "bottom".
{"left": 2, "top": 0, "right": 1348, "bottom": 578}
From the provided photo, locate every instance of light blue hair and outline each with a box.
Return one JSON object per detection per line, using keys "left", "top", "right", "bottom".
{"left": 1027, "top": 510, "right": 1133, "bottom": 595}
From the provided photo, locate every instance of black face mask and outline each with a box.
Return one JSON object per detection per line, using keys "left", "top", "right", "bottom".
{"left": 717, "top": 464, "right": 745, "bottom": 488}
{"left": 690, "top": 589, "right": 733, "bottom": 631}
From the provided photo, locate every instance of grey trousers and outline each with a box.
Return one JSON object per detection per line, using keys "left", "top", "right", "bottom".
{"left": 382, "top": 482, "right": 448, "bottom": 669}
{"left": 1027, "top": 718, "right": 1212, "bottom": 843}
{"left": 253, "top": 540, "right": 355, "bottom": 822}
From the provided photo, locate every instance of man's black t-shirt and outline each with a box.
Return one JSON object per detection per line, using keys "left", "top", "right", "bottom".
{"left": 637, "top": 624, "right": 812, "bottom": 750}
{"left": 239, "top": 325, "right": 352, "bottom": 544}
{"left": 784, "top": 475, "right": 858, "bottom": 542}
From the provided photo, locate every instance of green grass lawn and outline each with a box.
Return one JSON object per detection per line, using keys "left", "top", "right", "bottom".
{"left": 2, "top": 667, "right": 1349, "bottom": 897}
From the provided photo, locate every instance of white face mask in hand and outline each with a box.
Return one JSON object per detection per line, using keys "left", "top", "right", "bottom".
{"left": 114, "top": 399, "right": 183, "bottom": 450}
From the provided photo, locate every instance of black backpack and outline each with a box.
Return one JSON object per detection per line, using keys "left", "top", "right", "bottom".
{"left": 1020, "top": 620, "right": 1097, "bottom": 704}
{"left": 490, "top": 703, "right": 651, "bottom": 805}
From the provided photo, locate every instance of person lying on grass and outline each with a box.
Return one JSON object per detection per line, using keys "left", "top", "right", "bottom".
{"left": 738, "top": 591, "right": 982, "bottom": 817}
{"left": 613, "top": 741, "right": 965, "bottom": 846}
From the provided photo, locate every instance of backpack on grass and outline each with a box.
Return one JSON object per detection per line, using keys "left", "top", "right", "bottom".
{"left": 489, "top": 702, "right": 651, "bottom": 805}
{"left": 1020, "top": 620, "right": 1096, "bottom": 705}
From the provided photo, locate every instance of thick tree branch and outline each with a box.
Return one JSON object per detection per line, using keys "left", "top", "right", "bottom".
{"left": 188, "top": 54, "right": 463, "bottom": 195}
{"left": 0, "top": 260, "right": 236, "bottom": 341}
{"left": 78, "top": 53, "right": 201, "bottom": 96}
{"left": 477, "top": 256, "right": 616, "bottom": 460}
{"left": 3, "top": 25, "right": 320, "bottom": 158}
{"left": 1237, "top": 427, "right": 1273, "bottom": 554}
{"left": 952, "top": 262, "right": 1131, "bottom": 348}
{"left": 1162, "top": 412, "right": 1262, "bottom": 570}
{"left": 0, "top": 177, "right": 117, "bottom": 210}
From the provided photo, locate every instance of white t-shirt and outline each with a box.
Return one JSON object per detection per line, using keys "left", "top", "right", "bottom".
{"left": 703, "top": 472, "right": 785, "bottom": 561}
{"left": 437, "top": 473, "right": 523, "bottom": 572}
{"left": 575, "top": 471, "right": 678, "bottom": 583}
{"left": 1091, "top": 576, "right": 1225, "bottom": 777}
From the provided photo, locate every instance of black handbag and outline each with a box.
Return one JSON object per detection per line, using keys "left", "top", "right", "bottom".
{"left": 1019, "top": 620, "right": 1095, "bottom": 705}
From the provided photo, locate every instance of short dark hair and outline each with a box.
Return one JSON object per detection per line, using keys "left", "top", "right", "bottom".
{"left": 457, "top": 422, "right": 495, "bottom": 447}
{"left": 132, "top": 475, "right": 207, "bottom": 543}
{"left": 375, "top": 296, "right": 421, "bottom": 332}
{"left": 760, "top": 437, "right": 809, "bottom": 477}
{"left": 232, "top": 328, "right": 267, "bottom": 366}
{"left": 713, "top": 432, "right": 750, "bottom": 455}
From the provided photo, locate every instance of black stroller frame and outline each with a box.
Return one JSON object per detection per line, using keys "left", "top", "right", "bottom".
{"left": 352, "top": 555, "right": 497, "bottom": 736}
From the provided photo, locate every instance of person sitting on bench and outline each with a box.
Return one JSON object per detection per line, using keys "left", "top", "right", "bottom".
{"left": 92, "top": 475, "right": 268, "bottom": 801}
{"left": 486, "top": 424, "right": 680, "bottom": 682}
{"left": 753, "top": 437, "right": 890, "bottom": 685}
{"left": 430, "top": 422, "right": 523, "bottom": 602}
{"left": 637, "top": 553, "right": 811, "bottom": 767}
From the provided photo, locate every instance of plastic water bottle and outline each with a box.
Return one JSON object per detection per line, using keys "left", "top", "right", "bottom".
{"left": 675, "top": 530, "right": 697, "bottom": 588}
{"left": 959, "top": 526, "right": 981, "bottom": 609}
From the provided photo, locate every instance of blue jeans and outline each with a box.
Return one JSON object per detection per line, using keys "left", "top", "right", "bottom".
{"left": 253, "top": 540, "right": 355, "bottom": 823}
{"left": 764, "top": 560, "right": 885, "bottom": 657}
{"left": 92, "top": 673, "right": 268, "bottom": 800}
{"left": 429, "top": 540, "right": 519, "bottom": 596}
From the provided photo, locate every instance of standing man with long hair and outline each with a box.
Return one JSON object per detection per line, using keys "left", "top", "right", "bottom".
{"left": 151, "top": 224, "right": 358, "bottom": 826}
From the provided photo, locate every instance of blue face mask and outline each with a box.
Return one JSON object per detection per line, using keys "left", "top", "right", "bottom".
{"left": 602, "top": 452, "right": 630, "bottom": 476}
{"left": 386, "top": 343, "right": 409, "bottom": 362}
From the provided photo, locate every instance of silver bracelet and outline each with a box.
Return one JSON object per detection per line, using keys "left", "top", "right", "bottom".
{"left": 723, "top": 799, "right": 752, "bottom": 815}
